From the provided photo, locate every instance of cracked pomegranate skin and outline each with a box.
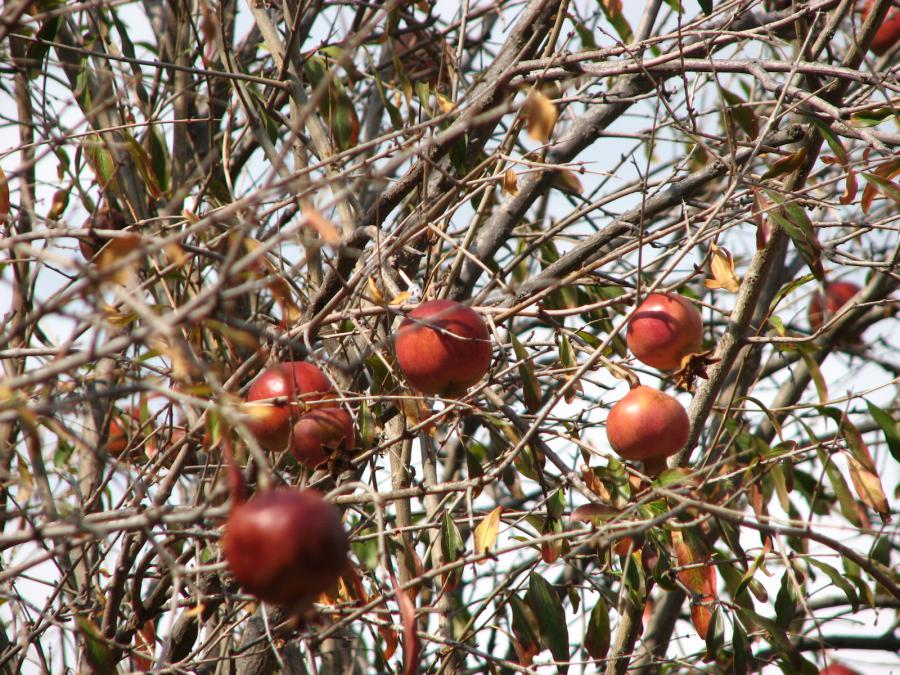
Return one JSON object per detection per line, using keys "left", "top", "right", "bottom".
{"left": 395, "top": 300, "right": 492, "bottom": 396}
{"left": 290, "top": 407, "right": 356, "bottom": 468}
{"left": 627, "top": 293, "right": 703, "bottom": 371}
{"left": 808, "top": 281, "right": 861, "bottom": 332}
{"left": 244, "top": 362, "right": 334, "bottom": 452}
{"left": 222, "top": 488, "right": 348, "bottom": 605}
{"left": 606, "top": 385, "right": 690, "bottom": 462}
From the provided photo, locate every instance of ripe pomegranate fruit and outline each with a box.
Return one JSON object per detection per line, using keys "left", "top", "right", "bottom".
{"left": 395, "top": 299, "right": 492, "bottom": 396}
{"left": 80, "top": 207, "right": 129, "bottom": 259}
{"left": 627, "top": 293, "right": 703, "bottom": 371}
{"left": 606, "top": 384, "right": 690, "bottom": 475}
{"left": 819, "top": 664, "right": 861, "bottom": 675}
{"left": 222, "top": 487, "right": 349, "bottom": 606}
{"left": 244, "top": 361, "right": 334, "bottom": 452}
{"left": 290, "top": 407, "right": 356, "bottom": 468}
{"left": 864, "top": 0, "right": 900, "bottom": 55}
{"left": 808, "top": 281, "right": 861, "bottom": 333}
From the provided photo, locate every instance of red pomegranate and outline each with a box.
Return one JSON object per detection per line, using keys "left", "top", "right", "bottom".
{"left": 290, "top": 407, "right": 356, "bottom": 468}
{"left": 222, "top": 488, "right": 349, "bottom": 606}
{"left": 244, "top": 361, "right": 334, "bottom": 452}
{"left": 606, "top": 384, "right": 690, "bottom": 475}
{"left": 395, "top": 299, "right": 492, "bottom": 396}
{"left": 864, "top": 1, "right": 900, "bottom": 56}
{"left": 818, "top": 664, "right": 861, "bottom": 675}
{"left": 627, "top": 293, "right": 703, "bottom": 371}
{"left": 80, "top": 208, "right": 129, "bottom": 259}
{"left": 808, "top": 281, "right": 861, "bottom": 332}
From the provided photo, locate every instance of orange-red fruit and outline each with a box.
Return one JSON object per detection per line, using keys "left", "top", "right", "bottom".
{"left": 865, "top": 1, "right": 900, "bottom": 55}
{"left": 627, "top": 293, "right": 703, "bottom": 371}
{"left": 290, "top": 407, "right": 356, "bottom": 468}
{"left": 222, "top": 488, "right": 348, "bottom": 606}
{"left": 245, "top": 362, "right": 334, "bottom": 452}
{"left": 819, "top": 665, "right": 861, "bottom": 675}
{"left": 395, "top": 299, "right": 492, "bottom": 396}
{"left": 606, "top": 385, "right": 690, "bottom": 463}
{"left": 808, "top": 281, "right": 861, "bottom": 332}
{"left": 80, "top": 208, "right": 128, "bottom": 259}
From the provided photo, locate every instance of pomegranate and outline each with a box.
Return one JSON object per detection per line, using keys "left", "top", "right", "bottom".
{"left": 819, "top": 665, "right": 861, "bottom": 675}
{"left": 80, "top": 207, "right": 129, "bottom": 259}
{"left": 290, "top": 407, "right": 356, "bottom": 468}
{"left": 222, "top": 488, "right": 349, "bottom": 606}
{"left": 244, "top": 361, "right": 334, "bottom": 452}
{"left": 627, "top": 293, "right": 703, "bottom": 371}
{"left": 864, "top": 0, "right": 900, "bottom": 56}
{"left": 395, "top": 299, "right": 492, "bottom": 396}
{"left": 808, "top": 281, "right": 861, "bottom": 333}
{"left": 606, "top": 384, "right": 690, "bottom": 475}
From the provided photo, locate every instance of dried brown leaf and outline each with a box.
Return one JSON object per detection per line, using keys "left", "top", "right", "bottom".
{"left": 303, "top": 204, "right": 342, "bottom": 245}
{"left": 502, "top": 168, "right": 519, "bottom": 196}
{"left": 704, "top": 243, "right": 740, "bottom": 293}
{"left": 524, "top": 89, "right": 557, "bottom": 144}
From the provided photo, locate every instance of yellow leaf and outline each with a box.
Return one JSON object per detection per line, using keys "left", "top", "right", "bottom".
{"left": 390, "top": 290, "right": 412, "bottom": 306}
{"left": 151, "top": 337, "right": 203, "bottom": 382}
{"left": 502, "top": 169, "right": 519, "bottom": 196}
{"left": 435, "top": 92, "right": 456, "bottom": 114}
{"left": 96, "top": 233, "right": 142, "bottom": 286}
{"left": 303, "top": 205, "right": 341, "bottom": 246}
{"left": 524, "top": 90, "right": 557, "bottom": 144}
{"left": 367, "top": 276, "right": 385, "bottom": 304}
{"left": 164, "top": 242, "right": 189, "bottom": 267}
{"left": 46, "top": 189, "right": 69, "bottom": 221}
{"left": 847, "top": 455, "right": 889, "bottom": 517}
{"left": 184, "top": 604, "right": 205, "bottom": 618}
{"left": 474, "top": 507, "right": 503, "bottom": 561}
{"left": 704, "top": 243, "right": 740, "bottom": 293}
{"left": 182, "top": 209, "right": 200, "bottom": 224}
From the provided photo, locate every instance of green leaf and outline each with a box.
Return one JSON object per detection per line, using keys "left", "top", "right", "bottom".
{"left": 76, "top": 617, "right": 116, "bottom": 673}
{"left": 509, "top": 593, "right": 541, "bottom": 662}
{"left": 558, "top": 334, "right": 575, "bottom": 368}
{"left": 26, "top": 16, "right": 62, "bottom": 79}
{"left": 774, "top": 571, "right": 801, "bottom": 629}
{"left": 510, "top": 333, "right": 542, "bottom": 413}
{"left": 764, "top": 191, "right": 824, "bottom": 280}
{"left": 373, "top": 68, "right": 403, "bottom": 131}
{"left": 866, "top": 399, "right": 900, "bottom": 462}
{"left": 815, "top": 447, "right": 861, "bottom": 527}
{"left": 732, "top": 619, "right": 750, "bottom": 674}
{"left": 304, "top": 55, "right": 360, "bottom": 151}
{"left": 721, "top": 89, "right": 759, "bottom": 139}
{"left": 584, "top": 598, "right": 610, "bottom": 660}
{"left": 808, "top": 117, "right": 847, "bottom": 163}
{"left": 573, "top": 21, "right": 598, "bottom": 50}
{"left": 851, "top": 108, "right": 894, "bottom": 127}
{"left": 440, "top": 511, "right": 463, "bottom": 564}
{"left": 600, "top": 1, "right": 633, "bottom": 44}
{"left": 808, "top": 558, "right": 858, "bottom": 612}
{"left": 698, "top": 0, "right": 713, "bottom": 14}
{"left": 527, "top": 573, "right": 569, "bottom": 673}
{"left": 862, "top": 172, "right": 900, "bottom": 208}
{"left": 704, "top": 607, "right": 724, "bottom": 660}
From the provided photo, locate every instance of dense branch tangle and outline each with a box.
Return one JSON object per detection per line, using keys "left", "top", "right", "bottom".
{"left": 0, "top": 0, "right": 897, "bottom": 673}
